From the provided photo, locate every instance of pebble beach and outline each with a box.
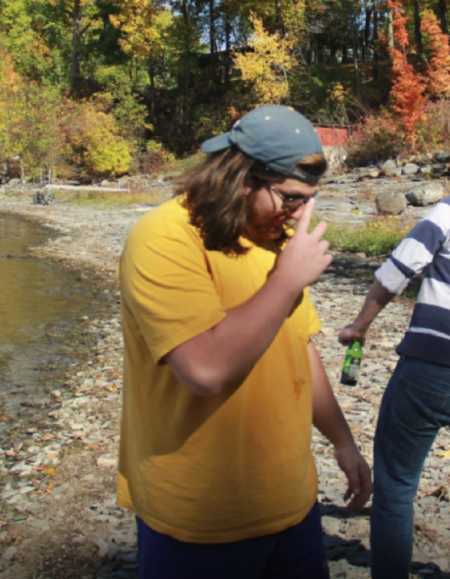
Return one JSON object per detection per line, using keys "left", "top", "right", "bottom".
{"left": 0, "top": 185, "right": 449, "bottom": 579}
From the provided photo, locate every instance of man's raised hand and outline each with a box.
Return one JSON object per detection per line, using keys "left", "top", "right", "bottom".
{"left": 276, "top": 199, "right": 332, "bottom": 292}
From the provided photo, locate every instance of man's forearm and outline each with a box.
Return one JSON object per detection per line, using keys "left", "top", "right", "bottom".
{"left": 352, "top": 279, "right": 394, "bottom": 332}
{"left": 308, "top": 342, "right": 355, "bottom": 448}
{"left": 166, "top": 269, "right": 302, "bottom": 396}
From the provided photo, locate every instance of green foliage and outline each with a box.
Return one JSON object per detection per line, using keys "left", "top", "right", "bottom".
{"left": 85, "top": 130, "right": 131, "bottom": 176}
{"left": 324, "top": 217, "right": 412, "bottom": 256}
{"left": 62, "top": 99, "right": 132, "bottom": 178}
{"left": 0, "top": 49, "right": 64, "bottom": 178}
{"left": 95, "top": 64, "right": 150, "bottom": 145}
{"left": 0, "top": 0, "right": 449, "bottom": 165}
{"left": 191, "top": 104, "right": 234, "bottom": 144}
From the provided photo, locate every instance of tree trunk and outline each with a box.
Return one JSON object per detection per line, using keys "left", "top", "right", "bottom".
{"left": 372, "top": 4, "right": 380, "bottom": 80}
{"left": 363, "top": 6, "right": 373, "bottom": 63}
{"left": 387, "top": 5, "right": 394, "bottom": 50}
{"left": 413, "top": 0, "right": 423, "bottom": 56}
{"left": 209, "top": 0, "right": 216, "bottom": 54}
{"left": 70, "top": 0, "right": 82, "bottom": 96}
{"left": 224, "top": 11, "right": 231, "bottom": 85}
{"left": 178, "top": 0, "right": 194, "bottom": 146}
{"left": 274, "top": 0, "right": 285, "bottom": 36}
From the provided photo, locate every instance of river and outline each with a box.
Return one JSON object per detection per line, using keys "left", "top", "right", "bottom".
{"left": 0, "top": 213, "right": 106, "bottom": 418}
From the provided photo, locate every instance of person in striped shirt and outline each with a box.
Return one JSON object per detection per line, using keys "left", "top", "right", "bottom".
{"left": 339, "top": 196, "right": 450, "bottom": 579}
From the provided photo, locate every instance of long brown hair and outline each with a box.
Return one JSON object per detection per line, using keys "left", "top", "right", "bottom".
{"left": 175, "top": 147, "right": 327, "bottom": 255}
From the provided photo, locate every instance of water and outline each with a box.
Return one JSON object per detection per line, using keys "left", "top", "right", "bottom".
{"left": 0, "top": 213, "right": 104, "bottom": 413}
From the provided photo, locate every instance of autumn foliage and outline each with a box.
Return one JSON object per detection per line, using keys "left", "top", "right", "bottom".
{"left": 233, "top": 14, "right": 295, "bottom": 107}
{"left": 387, "top": 0, "right": 426, "bottom": 146}
{"left": 421, "top": 9, "right": 450, "bottom": 99}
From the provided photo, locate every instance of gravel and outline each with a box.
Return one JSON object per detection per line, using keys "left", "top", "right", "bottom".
{"left": 0, "top": 187, "right": 448, "bottom": 579}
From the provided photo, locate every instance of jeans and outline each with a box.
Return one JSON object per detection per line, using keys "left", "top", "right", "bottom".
{"left": 136, "top": 502, "right": 330, "bottom": 579}
{"left": 371, "top": 356, "right": 450, "bottom": 579}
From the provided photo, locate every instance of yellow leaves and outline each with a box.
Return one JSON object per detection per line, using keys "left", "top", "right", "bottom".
{"left": 110, "top": 1, "right": 173, "bottom": 60}
{"left": 436, "top": 449, "right": 450, "bottom": 460}
{"left": 61, "top": 99, "right": 132, "bottom": 176}
{"left": 233, "top": 14, "right": 295, "bottom": 105}
{"left": 41, "top": 466, "right": 57, "bottom": 477}
{"left": 328, "top": 82, "right": 347, "bottom": 105}
{"left": 281, "top": 0, "right": 307, "bottom": 39}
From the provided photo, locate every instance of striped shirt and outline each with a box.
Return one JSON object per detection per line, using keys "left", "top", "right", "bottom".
{"left": 376, "top": 195, "right": 450, "bottom": 366}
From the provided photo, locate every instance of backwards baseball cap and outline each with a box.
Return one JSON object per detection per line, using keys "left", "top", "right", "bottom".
{"left": 201, "top": 105, "right": 324, "bottom": 184}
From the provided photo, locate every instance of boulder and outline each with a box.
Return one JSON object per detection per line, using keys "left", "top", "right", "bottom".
{"left": 431, "top": 163, "right": 449, "bottom": 177}
{"left": 323, "top": 145, "right": 347, "bottom": 173}
{"left": 420, "top": 165, "right": 433, "bottom": 176}
{"left": 380, "top": 159, "right": 401, "bottom": 177}
{"left": 405, "top": 182, "right": 445, "bottom": 206}
{"left": 402, "top": 163, "right": 420, "bottom": 176}
{"left": 434, "top": 152, "right": 450, "bottom": 163}
{"left": 375, "top": 191, "right": 407, "bottom": 215}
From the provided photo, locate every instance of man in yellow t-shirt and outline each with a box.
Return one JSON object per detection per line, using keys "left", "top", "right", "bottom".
{"left": 118, "top": 105, "right": 371, "bottom": 579}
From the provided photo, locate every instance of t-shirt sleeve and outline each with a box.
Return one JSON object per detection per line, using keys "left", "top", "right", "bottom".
{"left": 120, "top": 213, "right": 226, "bottom": 363}
{"left": 293, "top": 288, "right": 321, "bottom": 339}
{"left": 375, "top": 199, "right": 450, "bottom": 295}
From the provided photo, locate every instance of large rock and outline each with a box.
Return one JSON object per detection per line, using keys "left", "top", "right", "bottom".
{"left": 405, "top": 182, "right": 445, "bottom": 206}
{"left": 323, "top": 145, "right": 347, "bottom": 173}
{"left": 375, "top": 191, "right": 407, "bottom": 214}
{"left": 435, "top": 152, "right": 450, "bottom": 163}
{"left": 402, "top": 163, "right": 420, "bottom": 176}
{"left": 380, "top": 159, "right": 402, "bottom": 177}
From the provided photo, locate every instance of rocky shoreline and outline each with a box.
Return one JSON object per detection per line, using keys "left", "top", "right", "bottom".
{"left": 0, "top": 190, "right": 449, "bottom": 579}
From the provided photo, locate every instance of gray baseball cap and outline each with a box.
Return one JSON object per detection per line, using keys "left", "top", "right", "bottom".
{"left": 201, "top": 105, "right": 323, "bottom": 183}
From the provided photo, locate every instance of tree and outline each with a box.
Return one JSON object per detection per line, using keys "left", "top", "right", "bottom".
{"left": 233, "top": 13, "right": 294, "bottom": 107}
{"left": 45, "top": 0, "right": 104, "bottom": 95}
{"left": 388, "top": 0, "right": 427, "bottom": 145}
{"left": 61, "top": 98, "right": 131, "bottom": 176}
{"left": 0, "top": 47, "right": 64, "bottom": 179}
{"left": 0, "top": 0, "right": 55, "bottom": 80}
{"left": 421, "top": 8, "right": 450, "bottom": 97}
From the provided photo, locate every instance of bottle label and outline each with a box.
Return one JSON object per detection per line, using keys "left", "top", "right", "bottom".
{"left": 341, "top": 341, "right": 363, "bottom": 386}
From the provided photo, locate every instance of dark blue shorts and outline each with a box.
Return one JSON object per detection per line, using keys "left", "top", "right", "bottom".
{"left": 136, "top": 502, "right": 330, "bottom": 579}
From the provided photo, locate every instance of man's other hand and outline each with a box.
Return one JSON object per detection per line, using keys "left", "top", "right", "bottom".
{"left": 338, "top": 323, "right": 366, "bottom": 346}
{"left": 334, "top": 443, "right": 372, "bottom": 511}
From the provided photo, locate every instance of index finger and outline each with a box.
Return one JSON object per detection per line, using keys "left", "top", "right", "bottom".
{"left": 294, "top": 198, "right": 315, "bottom": 235}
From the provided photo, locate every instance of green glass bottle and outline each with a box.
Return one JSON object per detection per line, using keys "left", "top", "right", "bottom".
{"left": 340, "top": 340, "right": 363, "bottom": 386}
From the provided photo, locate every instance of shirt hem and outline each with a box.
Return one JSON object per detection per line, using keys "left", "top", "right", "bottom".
{"left": 126, "top": 498, "right": 317, "bottom": 544}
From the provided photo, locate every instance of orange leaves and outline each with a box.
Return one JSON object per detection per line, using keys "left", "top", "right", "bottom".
{"left": 388, "top": 0, "right": 427, "bottom": 147}
{"left": 390, "top": 48, "right": 427, "bottom": 138}
{"left": 387, "top": 0, "right": 449, "bottom": 148}
{"left": 421, "top": 9, "right": 450, "bottom": 99}
{"left": 388, "top": 0, "right": 409, "bottom": 50}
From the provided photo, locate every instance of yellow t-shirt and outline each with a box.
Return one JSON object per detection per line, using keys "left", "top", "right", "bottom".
{"left": 117, "top": 197, "right": 321, "bottom": 543}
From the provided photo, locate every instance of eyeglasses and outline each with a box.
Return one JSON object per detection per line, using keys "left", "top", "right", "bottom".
{"left": 267, "top": 184, "right": 319, "bottom": 209}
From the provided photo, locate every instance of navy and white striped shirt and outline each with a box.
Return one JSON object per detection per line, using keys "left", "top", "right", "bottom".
{"left": 376, "top": 195, "right": 450, "bottom": 366}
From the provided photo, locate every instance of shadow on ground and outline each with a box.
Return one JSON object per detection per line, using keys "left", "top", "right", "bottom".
{"left": 322, "top": 254, "right": 380, "bottom": 291}
{"left": 321, "top": 253, "right": 421, "bottom": 299}
{"left": 321, "top": 502, "right": 450, "bottom": 579}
